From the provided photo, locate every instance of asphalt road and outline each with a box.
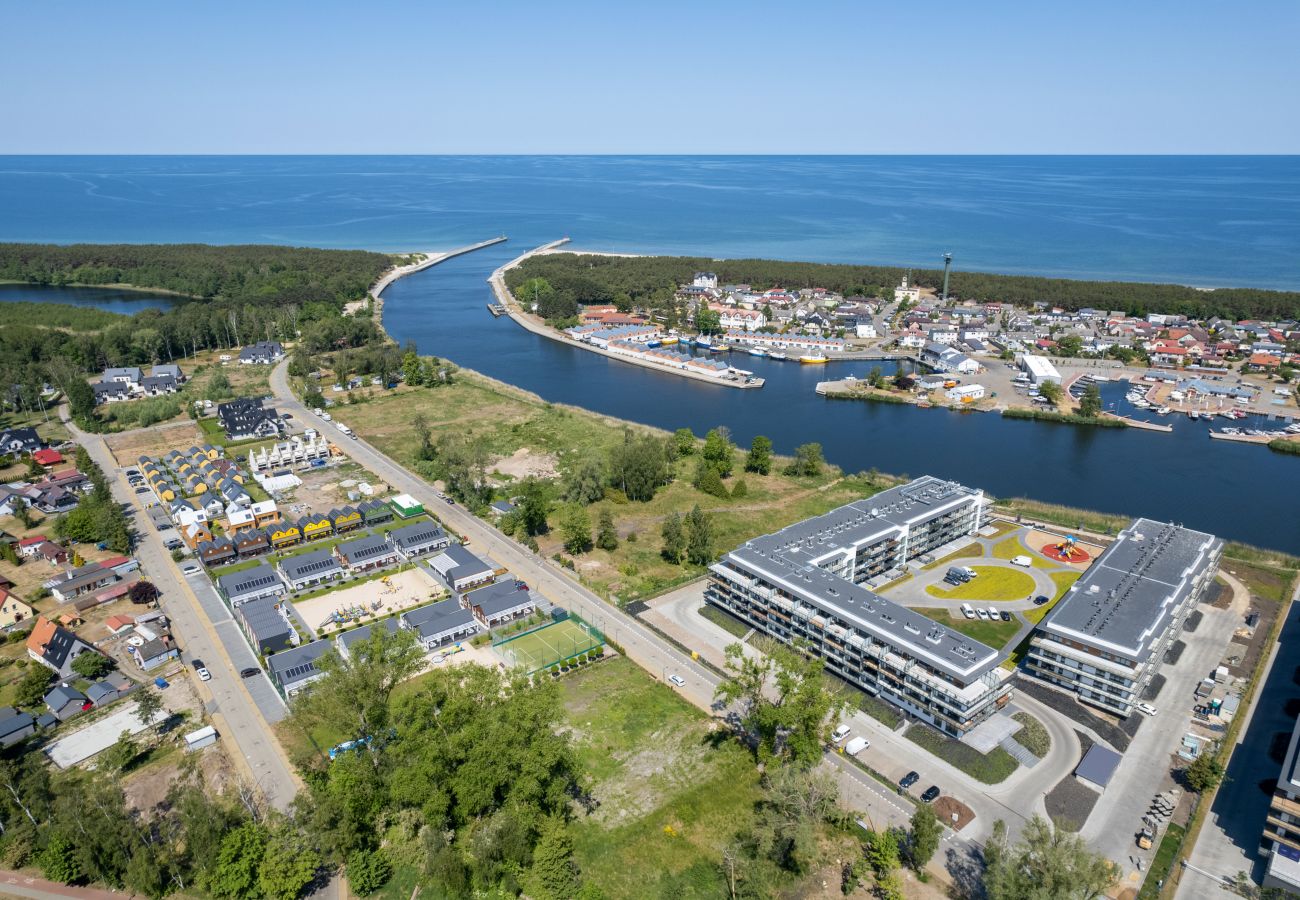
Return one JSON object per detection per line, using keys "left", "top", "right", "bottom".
{"left": 62, "top": 413, "right": 299, "bottom": 811}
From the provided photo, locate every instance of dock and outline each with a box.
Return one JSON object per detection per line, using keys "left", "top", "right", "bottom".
{"left": 486, "top": 303, "right": 507, "bottom": 317}
{"left": 1104, "top": 413, "right": 1173, "bottom": 432}
{"left": 1209, "top": 430, "right": 1281, "bottom": 445}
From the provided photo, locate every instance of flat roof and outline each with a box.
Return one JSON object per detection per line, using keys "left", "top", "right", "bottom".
{"left": 1075, "top": 743, "right": 1122, "bottom": 788}
{"left": 1021, "top": 354, "right": 1061, "bottom": 378}
{"left": 1039, "top": 519, "right": 1221, "bottom": 661}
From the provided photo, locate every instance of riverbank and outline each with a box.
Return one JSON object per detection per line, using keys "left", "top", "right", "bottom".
{"left": 489, "top": 240, "right": 765, "bottom": 390}
{"left": 368, "top": 236, "right": 507, "bottom": 334}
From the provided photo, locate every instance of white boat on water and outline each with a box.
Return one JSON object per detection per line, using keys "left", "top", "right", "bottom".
{"left": 694, "top": 336, "right": 714, "bottom": 349}
{"left": 768, "top": 351, "right": 789, "bottom": 361}
{"left": 1188, "top": 410, "right": 1200, "bottom": 420}
{"left": 747, "top": 347, "right": 768, "bottom": 358}
{"left": 1156, "top": 406, "right": 1171, "bottom": 415}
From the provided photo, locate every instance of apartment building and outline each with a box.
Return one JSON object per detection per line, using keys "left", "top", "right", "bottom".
{"left": 706, "top": 477, "right": 1013, "bottom": 737}
{"left": 1025, "top": 519, "right": 1222, "bottom": 717}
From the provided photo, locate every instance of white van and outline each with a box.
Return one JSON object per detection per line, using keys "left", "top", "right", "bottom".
{"left": 960, "top": 604, "right": 976, "bottom": 619}
{"left": 845, "top": 736, "right": 870, "bottom": 756}
{"left": 831, "top": 724, "right": 851, "bottom": 745}
{"left": 1010, "top": 555, "right": 1033, "bottom": 567}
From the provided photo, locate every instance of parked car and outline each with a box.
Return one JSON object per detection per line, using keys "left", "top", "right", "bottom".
{"left": 831, "top": 724, "right": 851, "bottom": 745}
{"left": 668, "top": 674, "right": 685, "bottom": 688}
{"left": 1136, "top": 702, "right": 1158, "bottom": 717}
{"left": 844, "top": 736, "right": 870, "bottom": 756}
{"left": 190, "top": 658, "right": 205, "bottom": 670}
{"left": 976, "top": 609, "right": 989, "bottom": 620}
{"left": 181, "top": 563, "right": 202, "bottom": 576}
{"left": 134, "top": 486, "right": 151, "bottom": 494}
{"left": 240, "top": 667, "right": 260, "bottom": 679}
{"left": 900, "top": 771, "right": 920, "bottom": 790}
{"left": 196, "top": 667, "right": 212, "bottom": 682}
{"left": 960, "top": 604, "right": 976, "bottom": 619}
{"left": 957, "top": 566, "right": 978, "bottom": 580}
{"left": 999, "top": 610, "right": 1012, "bottom": 622}
{"left": 921, "top": 785, "right": 941, "bottom": 803}
{"left": 1033, "top": 595, "right": 1050, "bottom": 605}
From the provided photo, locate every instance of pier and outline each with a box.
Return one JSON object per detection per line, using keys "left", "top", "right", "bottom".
{"left": 1104, "top": 413, "right": 1173, "bottom": 432}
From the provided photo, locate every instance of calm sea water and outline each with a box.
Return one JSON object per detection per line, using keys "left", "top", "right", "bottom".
{"left": 2, "top": 156, "right": 1297, "bottom": 550}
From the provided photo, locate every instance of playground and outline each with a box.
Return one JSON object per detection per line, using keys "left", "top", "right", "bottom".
{"left": 292, "top": 567, "right": 445, "bottom": 636}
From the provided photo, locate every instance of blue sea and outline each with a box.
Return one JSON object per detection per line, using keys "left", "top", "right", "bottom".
{"left": 2, "top": 155, "right": 1298, "bottom": 288}
{"left": 2, "top": 156, "right": 1299, "bottom": 550}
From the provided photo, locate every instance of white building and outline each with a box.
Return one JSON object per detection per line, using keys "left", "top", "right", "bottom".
{"left": 946, "top": 384, "right": 985, "bottom": 402}
{"left": 1020, "top": 354, "right": 1062, "bottom": 386}
{"left": 693, "top": 272, "right": 718, "bottom": 290}
{"left": 893, "top": 275, "right": 921, "bottom": 304}
{"left": 717, "top": 308, "right": 766, "bottom": 332}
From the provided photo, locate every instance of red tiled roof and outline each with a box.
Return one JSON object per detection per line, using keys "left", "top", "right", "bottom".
{"left": 32, "top": 449, "right": 63, "bottom": 465}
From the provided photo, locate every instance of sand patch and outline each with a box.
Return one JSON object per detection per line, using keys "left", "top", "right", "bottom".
{"left": 488, "top": 447, "right": 560, "bottom": 482}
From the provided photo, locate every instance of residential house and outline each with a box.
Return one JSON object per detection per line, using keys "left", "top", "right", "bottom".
{"left": 0, "top": 707, "right": 36, "bottom": 747}
{"left": 35, "top": 541, "right": 68, "bottom": 567}
{"left": 236, "top": 596, "right": 295, "bottom": 655}
{"left": 216, "top": 563, "right": 286, "bottom": 606}
{"left": 151, "top": 364, "right": 185, "bottom": 382}
{"left": 358, "top": 499, "right": 394, "bottom": 528}
{"left": 139, "top": 374, "right": 180, "bottom": 396}
{"left": 17, "top": 536, "right": 46, "bottom": 558}
{"left": 0, "top": 589, "right": 34, "bottom": 631}
{"left": 388, "top": 521, "right": 451, "bottom": 560}
{"left": 297, "top": 512, "right": 333, "bottom": 542}
{"left": 105, "top": 614, "right": 136, "bottom": 635}
{"left": 234, "top": 530, "right": 271, "bottom": 558}
{"left": 85, "top": 679, "right": 122, "bottom": 708}
{"left": 336, "top": 618, "right": 401, "bottom": 660}
{"left": 462, "top": 579, "right": 536, "bottom": 628}
{"left": 329, "top": 506, "right": 362, "bottom": 533}
{"left": 94, "top": 379, "right": 133, "bottom": 400}
{"left": 0, "top": 427, "right": 43, "bottom": 457}
{"left": 334, "top": 533, "right": 399, "bottom": 573}
{"left": 31, "top": 449, "right": 63, "bottom": 468}
{"left": 278, "top": 548, "right": 343, "bottom": 592}
{"left": 401, "top": 598, "right": 480, "bottom": 650}
{"left": 267, "top": 639, "right": 331, "bottom": 696}
{"left": 47, "top": 563, "right": 119, "bottom": 604}
{"left": 102, "top": 366, "right": 143, "bottom": 387}
{"left": 44, "top": 684, "right": 90, "bottom": 721}
{"left": 267, "top": 522, "right": 302, "bottom": 550}
{"left": 198, "top": 537, "right": 237, "bottom": 567}
{"left": 238, "top": 341, "right": 285, "bottom": 365}
{"left": 130, "top": 626, "right": 180, "bottom": 670}
{"left": 428, "top": 544, "right": 496, "bottom": 593}
{"left": 216, "top": 398, "right": 283, "bottom": 441}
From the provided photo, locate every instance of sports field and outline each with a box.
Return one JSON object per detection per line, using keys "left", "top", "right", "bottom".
{"left": 494, "top": 617, "right": 604, "bottom": 673}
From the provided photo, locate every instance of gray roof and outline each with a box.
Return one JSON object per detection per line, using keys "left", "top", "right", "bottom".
{"left": 279, "top": 548, "right": 341, "bottom": 582}
{"left": 388, "top": 521, "right": 448, "bottom": 551}
{"left": 237, "top": 597, "right": 292, "bottom": 646}
{"left": 0, "top": 706, "right": 34, "bottom": 736}
{"left": 465, "top": 579, "right": 532, "bottom": 618}
{"left": 336, "top": 618, "right": 400, "bottom": 654}
{"left": 267, "top": 639, "right": 331, "bottom": 688}
{"left": 336, "top": 533, "right": 395, "bottom": 565}
{"left": 719, "top": 478, "right": 996, "bottom": 682}
{"left": 45, "top": 684, "right": 86, "bottom": 708}
{"left": 1075, "top": 743, "right": 1122, "bottom": 788}
{"left": 1039, "top": 519, "right": 1221, "bottom": 662}
{"left": 433, "top": 544, "right": 493, "bottom": 581}
{"left": 402, "top": 598, "right": 477, "bottom": 641}
{"left": 85, "top": 681, "right": 118, "bottom": 703}
{"left": 216, "top": 563, "right": 283, "bottom": 600}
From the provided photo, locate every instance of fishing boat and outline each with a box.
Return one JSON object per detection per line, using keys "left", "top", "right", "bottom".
{"left": 1188, "top": 410, "right": 1199, "bottom": 420}
{"left": 660, "top": 336, "right": 679, "bottom": 346}
{"left": 768, "top": 351, "right": 789, "bottom": 361}
{"left": 800, "top": 353, "right": 828, "bottom": 364}
{"left": 1156, "top": 406, "right": 1172, "bottom": 415}
{"left": 747, "top": 347, "right": 768, "bottom": 358}
{"left": 694, "top": 335, "right": 714, "bottom": 349}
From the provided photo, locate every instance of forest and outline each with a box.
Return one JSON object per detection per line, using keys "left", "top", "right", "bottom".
{"left": 0, "top": 243, "right": 392, "bottom": 307}
{"left": 506, "top": 252, "right": 1300, "bottom": 322}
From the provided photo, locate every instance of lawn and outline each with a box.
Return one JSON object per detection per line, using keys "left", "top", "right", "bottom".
{"left": 989, "top": 535, "right": 1056, "bottom": 569}
{"left": 921, "top": 542, "right": 984, "bottom": 570}
{"left": 1023, "top": 571, "right": 1081, "bottom": 625}
{"left": 924, "top": 565, "right": 1036, "bottom": 601}
{"left": 1138, "top": 822, "right": 1186, "bottom": 900}
{"left": 1011, "top": 711, "right": 1051, "bottom": 757}
{"left": 698, "top": 603, "right": 750, "bottom": 638}
{"left": 908, "top": 607, "right": 1020, "bottom": 649}
{"left": 1225, "top": 560, "right": 1299, "bottom": 604}
{"left": 904, "top": 722, "right": 1018, "bottom": 784}
{"left": 561, "top": 657, "right": 763, "bottom": 898}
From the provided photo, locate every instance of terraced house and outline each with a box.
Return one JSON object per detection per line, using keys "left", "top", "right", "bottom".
{"left": 705, "top": 477, "right": 1013, "bottom": 737}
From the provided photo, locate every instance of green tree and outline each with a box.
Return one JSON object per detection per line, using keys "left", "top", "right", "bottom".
{"left": 907, "top": 804, "right": 941, "bottom": 870}
{"left": 401, "top": 350, "right": 424, "bottom": 387}
{"left": 346, "top": 848, "right": 392, "bottom": 896}
{"left": 1078, "top": 382, "right": 1102, "bottom": 417}
{"left": 563, "top": 457, "right": 606, "bottom": 505}
{"left": 204, "top": 370, "right": 233, "bottom": 401}
{"left": 983, "top": 816, "right": 1115, "bottom": 900}
{"left": 39, "top": 831, "right": 82, "bottom": 884}
{"left": 745, "top": 435, "right": 773, "bottom": 475}
{"left": 692, "top": 459, "right": 729, "bottom": 498}
{"left": 66, "top": 378, "right": 96, "bottom": 422}
{"left": 560, "top": 505, "right": 593, "bottom": 555}
{"left": 258, "top": 828, "right": 321, "bottom": 900}
{"left": 867, "top": 366, "right": 886, "bottom": 389}
{"left": 210, "top": 822, "right": 269, "bottom": 900}
{"left": 1056, "top": 334, "right": 1084, "bottom": 357}
{"left": 1185, "top": 751, "right": 1225, "bottom": 792}
{"left": 128, "top": 580, "right": 160, "bottom": 605}
{"left": 785, "top": 442, "right": 824, "bottom": 477}
{"left": 747, "top": 767, "right": 840, "bottom": 873}
{"left": 608, "top": 431, "right": 671, "bottom": 502}
{"left": 71, "top": 652, "right": 112, "bottom": 679}
{"left": 100, "top": 731, "right": 140, "bottom": 773}
{"left": 134, "top": 687, "right": 163, "bottom": 726}
{"left": 1038, "top": 379, "right": 1063, "bottom": 407}
{"left": 525, "top": 816, "right": 580, "bottom": 900}
{"left": 595, "top": 509, "right": 618, "bottom": 551}
{"left": 695, "top": 307, "right": 723, "bottom": 335}
{"left": 660, "top": 512, "right": 686, "bottom": 564}
{"left": 674, "top": 427, "right": 697, "bottom": 456}
{"left": 517, "top": 478, "right": 551, "bottom": 535}
{"left": 684, "top": 505, "right": 714, "bottom": 566}
{"left": 15, "top": 665, "right": 53, "bottom": 708}
{"left": 863, "top": 827, "right": 900, "bottom": 877}
{"left": 731, "top": 478, "right": 748, "bottom": 499}
{"left": 702, "top": 427, "right": 735, "bottom": 477}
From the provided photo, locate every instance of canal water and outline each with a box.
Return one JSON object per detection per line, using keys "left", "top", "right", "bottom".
{"left": 382, "top": 242, "right": 1300, "bottom": 553}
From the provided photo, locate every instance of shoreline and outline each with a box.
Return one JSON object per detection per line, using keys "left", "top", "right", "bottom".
{"left": 368, "top": 236, "right": 507, "bottom": 337}
{"left": 488, "top": 240, "right": 764, "bottom": 390}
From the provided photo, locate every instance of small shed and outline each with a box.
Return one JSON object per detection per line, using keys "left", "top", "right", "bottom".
{"left": 1075, "top": 744, "right": 1122, "bottom": 791}
{"left": 184, "top": 725, "right": 218, "bottom": 751}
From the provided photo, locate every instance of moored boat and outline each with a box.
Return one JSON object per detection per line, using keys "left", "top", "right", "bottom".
{"left": 800, "top": 353, "right": 828, "bottom": 364}
{"left": 748, "top": 347, "right": 768, "bottom": 358}
{"left": 768, "top": 351, "right": 789, "bottom": 361}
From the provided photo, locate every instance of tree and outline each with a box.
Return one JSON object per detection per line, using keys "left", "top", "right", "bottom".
{"left": 517, "top": 478, "right": 551, "bottom": 535}
{"left": 1056, "top": 334, "right": 1084, "bottom": 357}
{"left": 205, "top": 370, "right": 233, "bottom": 401}
{"left": 867, "top": 366, "right": 886, "bottom": 389}
{"left": 347, "top": 848, "right": 392, "bottom": 896}
{"left": 907, "top": 804, "right": 942, "bottom": 870}
{"left": 674, "top": 427, "right": 696, "bottom": 456}
{"left": 66, "top": 378, "right": 96, "bottom": 422}
{"left": 745, "top": 435, "right": 773, "bottom": 475}
{"left": 863, "top": 827, "right": 900, "bottom": 878}
{"left": 39, "top": 831, "right": 82, "bottom": 884}
{"left": 983, "top": 816, "right": 1115, "bottom": 900}
{"left": 702, "top": 427, "right": 735, "bottom": 477}
{"left": 695, "top": 307, "right": 723, "bottom": 335}
{"left": 71, "top": 652, "right": 112, "bottom": 679}
{"left": 746, "top": 767, "right": 840, "bottom": 873}
{"left": 660, "top": 512, "right": 686, "bottom": 564}
{"left": 715, "top": 642, "right": 846, "bottom": 766}
{"left": 100, "top": 730, "right": 140, "bottom": 773}
{"left": 595, "top": 509, "right": 618, "bottom": 551}
{"left": 1185, "top": 751, "right": 1225, "bottom": 792}
{"left": 564, "top": 457, "right": 606, "bottom": 505}
{"left": 608, "top": 431, "right": 671, "bottom": 502}
{"left": 525, "top": 816, "right": 580, "bottom": 900}
{"left": 731, "top": 478, "right": 748, "bottom": 499}
{"left": 128, "top": 580, "right": 160, "bottom": 605}
{"left": 210, "top": 822, "right": 270, "bottom": 900}
{"left": 15, "top": 664, "right": 53, "bottom": 707}
{"left": 1038, "top": 379, "right": 1063, "bottom": 407}
{"left": 692, "top": 459, "right": 729, "bottom": 498}
{"left": 401, "top": 350, "right": 423, "bottom": 387}
{"left": 134, "top": 687, "right": 163, "bottom": 726}
{"left": 258, "top": 828, "right": 321, "bottom": 900}
{"left": 684, "top": 505, "right": 713, "bottom": 566}
{"left": 785, "top": 442, "right": 824, "bottom": 477}
{"left": 560, "top": 505, "right": 593, "bottom": 555}
{"left": 1078, "top": 382, "right": 1102, "bottom": 417}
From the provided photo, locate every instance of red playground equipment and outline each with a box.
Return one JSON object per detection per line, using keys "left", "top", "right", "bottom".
{"left": 1042, "top": 534, "right": 1092, "bottom": 564}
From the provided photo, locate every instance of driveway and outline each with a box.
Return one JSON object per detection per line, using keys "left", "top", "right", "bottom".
{"left": 884, "top": 557, "right": 1060, "bottom": 612}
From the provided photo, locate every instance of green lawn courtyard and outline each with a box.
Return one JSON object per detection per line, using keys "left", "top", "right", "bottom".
{"left": 924, "top": 565, "right": 1036, "bottom": 601}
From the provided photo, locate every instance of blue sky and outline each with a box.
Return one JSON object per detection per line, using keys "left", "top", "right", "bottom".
{"left": 3, "top": 1, "right": 1297, "bottom": 153}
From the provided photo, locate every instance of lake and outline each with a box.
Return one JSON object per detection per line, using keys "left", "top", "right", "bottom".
{"left": 0, "top": 282, "right": 177, "bottom": 315}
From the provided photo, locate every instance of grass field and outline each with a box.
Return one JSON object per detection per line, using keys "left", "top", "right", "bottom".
{"left": 921, "top": 542, "right": 983, "bottom": 570}
{"left": 923, "top": 565, "right": 1036, "bottom": 601}
{"left": 1023, "top": 571, "right": 1081, "bottom": 625}
{"left": 560, "top": 657, "right": 764, "bottom": 898}
{"left": 495, "top": 617, "right": 604, "bottom": 672}
{"left": 698, "top": 603, "right": 750, "bottom": 638}
{"left": 908, "top": 607, "right": 1020, "bottom": 648}
{"left": 990, "top": 535, "right": 1057, "bottom": 569}
{"left": 904, "top": 722, "right": 1018, "bottom": 784}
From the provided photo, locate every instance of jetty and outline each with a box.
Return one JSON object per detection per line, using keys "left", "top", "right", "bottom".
{"left": 1104, "top": 413, "right": 1173, "bottom": 432}
{"left": 371, "top": 236, "right": 507, "bottom": 303}
{"left": 1209, "top": 430, "right": 1283, "bottom": 445}
{"left": 489, "top": 240, "right": 764, "bottom": 389}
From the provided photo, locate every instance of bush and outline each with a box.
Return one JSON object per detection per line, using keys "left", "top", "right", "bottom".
{"left": 347, "top": 848, "right": 393, "bottom": 896}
